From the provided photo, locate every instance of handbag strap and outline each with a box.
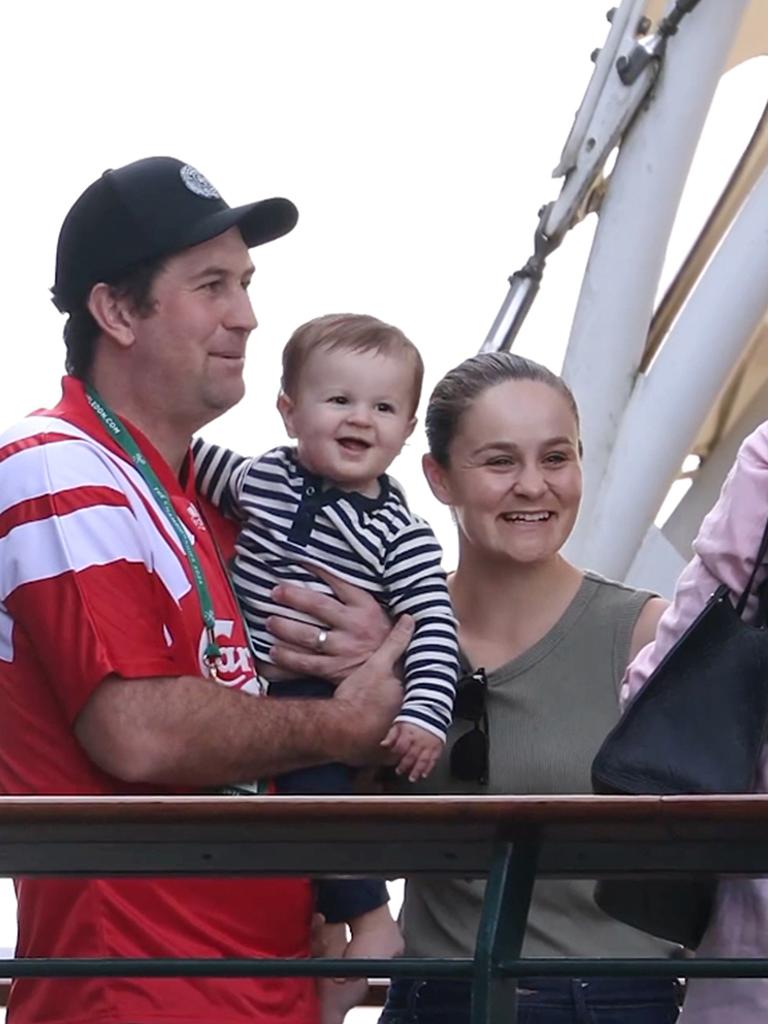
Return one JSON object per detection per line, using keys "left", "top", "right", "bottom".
{"left": 735, "top": 513, "right": 768, "bottom": 618}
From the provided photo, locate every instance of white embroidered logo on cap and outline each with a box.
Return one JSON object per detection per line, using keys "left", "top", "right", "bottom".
{"left": 179, "top": 164, "right": 221, "bottom": 199}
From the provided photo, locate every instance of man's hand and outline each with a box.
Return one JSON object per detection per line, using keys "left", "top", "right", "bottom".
{"left": 267, "top": 564, "right": 391, "bottom": 683}
{"left": 74, "top": 610, "right": 411, "bottom": 786}
{"left": 330, "top": 614, "right": 413, "bottom": 766}
{"left": 381, "top": 722, "right": 444, "bottom": 782}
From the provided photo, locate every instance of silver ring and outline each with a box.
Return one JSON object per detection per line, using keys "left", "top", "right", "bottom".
{"left": 314, "top": 628, "right": 329, "bottom": 652}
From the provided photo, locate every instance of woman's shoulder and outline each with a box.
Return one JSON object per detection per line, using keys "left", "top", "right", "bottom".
{"left": 581, "top": 570, "right": 656, "bottom": 608}
{"left": 574, "top": 573, "right": 664, "bottom": 688}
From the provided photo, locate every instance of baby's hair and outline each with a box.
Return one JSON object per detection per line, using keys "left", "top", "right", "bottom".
{"left": 281, "top": 313, "right": 424, "bottom": 414}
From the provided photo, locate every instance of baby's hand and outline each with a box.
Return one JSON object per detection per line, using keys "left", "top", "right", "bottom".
{"left": 381, "top": 722, "right": 444, "bottom": 782}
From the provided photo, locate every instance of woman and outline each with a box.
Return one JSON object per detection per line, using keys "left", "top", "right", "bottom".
{"left": 623, "top": 422, "right": 768, "bottom": 1024}
{"left": 381, "top": 351, "right": 682, "bottom": 1024}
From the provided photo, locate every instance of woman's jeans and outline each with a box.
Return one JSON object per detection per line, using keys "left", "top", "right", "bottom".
{"left": 380, "top": 977, "right": 682, "bottom": 1024}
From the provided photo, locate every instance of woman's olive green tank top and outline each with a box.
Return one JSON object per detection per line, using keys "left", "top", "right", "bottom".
{"left": 401, "top": 571, "right": 676, "bottom": 960}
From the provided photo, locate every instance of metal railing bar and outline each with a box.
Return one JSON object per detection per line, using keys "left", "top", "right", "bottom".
{"left": 498, "top": 958, "right": 768, "bottom": 978}
{"left": 0, "top": 958, "right": 475, "bottom": 979}
{"left": 5, "top": 957, "right": 768, "bottom": 980}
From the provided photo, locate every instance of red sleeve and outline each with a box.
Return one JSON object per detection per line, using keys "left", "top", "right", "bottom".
{"left": 2, "top": 441, "right": 185, "bottom": 722}
{"left": 8, "top": 564, "right": 178, "bottom": 723}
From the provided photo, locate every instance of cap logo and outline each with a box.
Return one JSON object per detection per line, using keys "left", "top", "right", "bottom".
{"left": 179, "top": 164, "right": 221, "bottom": 199}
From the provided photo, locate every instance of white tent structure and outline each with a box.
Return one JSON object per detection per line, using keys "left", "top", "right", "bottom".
{"left": 484, "top": 0, "right": 768, "bottom": 597}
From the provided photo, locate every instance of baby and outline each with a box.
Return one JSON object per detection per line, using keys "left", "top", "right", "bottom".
{"left": 194, "top": 313, "right": 458, "bottom": 1021}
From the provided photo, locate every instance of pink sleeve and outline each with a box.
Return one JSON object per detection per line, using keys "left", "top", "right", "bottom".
{"left": 620, "top": 421, "right": 768, "bottom": 707}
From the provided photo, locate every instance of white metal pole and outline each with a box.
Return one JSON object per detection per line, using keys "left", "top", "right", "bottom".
{"left": 578, "top": 162, "right": 768, "bottom": 580}
{"left": 563, "top": 0, "right": 748, "bottom": 561}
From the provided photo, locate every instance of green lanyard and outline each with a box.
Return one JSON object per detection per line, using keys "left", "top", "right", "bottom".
{"left": 86, "top": 387, "right": 222, "bottom": 679}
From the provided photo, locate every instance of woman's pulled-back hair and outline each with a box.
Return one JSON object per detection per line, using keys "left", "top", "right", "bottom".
{"left": 426, "top": 351, "right": 580, "bottom": 466}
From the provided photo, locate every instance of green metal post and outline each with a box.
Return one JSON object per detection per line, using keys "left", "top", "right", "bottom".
{"left": 472, "top": 840, "right": 539, "bottom": 1024}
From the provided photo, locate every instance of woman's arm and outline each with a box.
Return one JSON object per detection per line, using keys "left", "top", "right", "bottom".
{"left": 621, "top": 422, "right": 768, "bottom": 707}
{"left": 628, "top": 596, "right": 668, "bottom": 663}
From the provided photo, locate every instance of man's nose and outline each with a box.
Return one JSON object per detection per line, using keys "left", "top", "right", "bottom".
{"left": 227, "top": 288, "right": 258, "bottom": 332}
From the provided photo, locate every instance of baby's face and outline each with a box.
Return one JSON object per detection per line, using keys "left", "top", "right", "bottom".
{"left": 278, "top": 346, "right": 417, "bottom": 495}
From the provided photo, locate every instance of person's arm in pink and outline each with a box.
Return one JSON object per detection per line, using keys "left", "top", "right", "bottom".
{"left": 621, "top": 421, "right": 768, "bottom": 707}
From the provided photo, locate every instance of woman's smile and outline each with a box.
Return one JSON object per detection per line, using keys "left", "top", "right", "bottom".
{"left": 499, "top": 510, "right": 555, "bottom": 524}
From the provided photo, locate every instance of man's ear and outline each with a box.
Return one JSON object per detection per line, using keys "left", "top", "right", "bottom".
{"left": 422, "top": 452, "right": 453, "bottom": 506}
{"left": 86, "top": 284, "right": 137, "bottom": 350}
{"left": 277, "top": 392, "right": 297, "bottom": 438}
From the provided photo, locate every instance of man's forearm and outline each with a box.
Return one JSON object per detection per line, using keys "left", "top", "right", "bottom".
{"left": 75, "top": 674, "right": 360, "bottom": 787}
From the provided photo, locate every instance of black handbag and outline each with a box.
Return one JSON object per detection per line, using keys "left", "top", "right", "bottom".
{"left": 591, "top": 514, "right": 768, "bottom": 948}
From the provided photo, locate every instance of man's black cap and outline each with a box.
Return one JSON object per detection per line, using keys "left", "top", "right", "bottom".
{"left": 51, "top": 156, "right": 298, "bottom": 313}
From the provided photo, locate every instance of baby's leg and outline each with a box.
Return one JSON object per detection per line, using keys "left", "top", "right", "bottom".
{"left": 345, "top": 903, "right": 404, "bottom": 960}
{"left": 269, "top": 677, "right": 400, "bottom": 1020}
{"left": 317, "top": 899, "right": 403, "bottom": 1024}
{"left": 317, "top": 922, "right": 368, "bottom": 1024}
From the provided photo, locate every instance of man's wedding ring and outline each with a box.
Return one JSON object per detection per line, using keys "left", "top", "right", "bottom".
{"left": 315, "top": 628, "right": 329, "bottom": 652}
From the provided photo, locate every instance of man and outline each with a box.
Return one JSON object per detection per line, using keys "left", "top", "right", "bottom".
{"left": 0, "top": 156, "right": 409, "bottom": 1024}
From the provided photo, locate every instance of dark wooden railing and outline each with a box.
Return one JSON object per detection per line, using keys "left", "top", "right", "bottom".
{"left": 1, "top": 794, "right": 768, "bottom": 1021}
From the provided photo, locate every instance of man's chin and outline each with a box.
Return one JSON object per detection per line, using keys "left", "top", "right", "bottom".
{"left": 197, "top": 383, "right": 246, "bottom": 426}
{"left": 217, "top": 377, "right": 246, "bottom": 406}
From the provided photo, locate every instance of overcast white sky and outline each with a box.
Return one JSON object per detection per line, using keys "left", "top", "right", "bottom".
{"left": 0, "top": 0, "right": 625, "bottom": 566}
{"left": 2, "top": 1, "right": 763, "bottom": 560}
{"left": 0, "top": 0, "right": 763, "bottom": 959}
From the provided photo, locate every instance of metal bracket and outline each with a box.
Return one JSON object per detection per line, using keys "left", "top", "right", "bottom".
{"left": 479, "top": 218, "right": 555, "bottom": 355}
{"left": 481, "top": 0, "right": 671, "bottom": 353}
{"left": 542, "top": 2, "right": 663, "bottom": 248}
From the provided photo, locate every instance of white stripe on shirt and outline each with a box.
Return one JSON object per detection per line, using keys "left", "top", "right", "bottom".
{"left": 0, "top": 421, "right": 192, "bottom": 604}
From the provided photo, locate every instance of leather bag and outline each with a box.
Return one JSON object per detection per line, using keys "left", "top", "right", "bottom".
{"left": 591, "top": 517, "right": 768, "bottom": 948}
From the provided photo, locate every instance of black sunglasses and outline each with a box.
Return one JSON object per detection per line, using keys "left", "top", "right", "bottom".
{"left": 450, "top": 667, "right": 489, "bottom": 785}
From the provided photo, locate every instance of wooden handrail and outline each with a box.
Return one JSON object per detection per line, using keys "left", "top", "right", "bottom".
{"left": 2, "top": 795, "right": 768, "bottom": 1023}
{"left": 4, "top": 791, "right": 768, "bottom": 825}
